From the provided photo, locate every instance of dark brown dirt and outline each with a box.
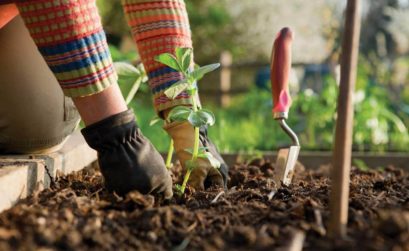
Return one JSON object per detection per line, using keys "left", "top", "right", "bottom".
{"left": 0, "top": 160, "right": 408, "bottom": 251}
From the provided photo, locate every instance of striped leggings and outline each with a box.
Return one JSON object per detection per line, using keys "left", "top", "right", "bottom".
{"left": 15, "top": 0, "right": 193, "bottom": 114}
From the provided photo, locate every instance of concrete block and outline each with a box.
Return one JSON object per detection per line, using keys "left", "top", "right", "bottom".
{"left": 0, "top": 131, "right": 96, "bottom": 213}
{"left": 0, "top": 159, "right": 46, "bottom": 212}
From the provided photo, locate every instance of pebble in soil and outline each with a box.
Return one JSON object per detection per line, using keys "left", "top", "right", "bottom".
{"left": 0, "top": 160, "right": 408, "bottom": 251}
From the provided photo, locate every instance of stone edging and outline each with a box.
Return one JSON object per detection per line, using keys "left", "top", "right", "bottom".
{"left": 0, "top": 131, "right": 96, "bottom": 213}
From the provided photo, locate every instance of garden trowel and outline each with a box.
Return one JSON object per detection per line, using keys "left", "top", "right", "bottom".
{"left": 270, "top": 27, "right": 300, "bottom": 187}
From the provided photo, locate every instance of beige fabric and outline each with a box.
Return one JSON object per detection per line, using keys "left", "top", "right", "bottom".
{"left": 0, "top": 16, "right": 80, "bottom": 153}
{"left": 163, "top": 121, "right": 223, "bottom": 190}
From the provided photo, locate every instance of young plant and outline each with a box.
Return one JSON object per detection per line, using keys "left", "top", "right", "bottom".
{"left": 155, "top": 48, "right": 221, "bottom": 194}
{"left": 150, "top": 117, "right": 174, "bottom": 169}
{"left": 113, "top": 62, "right": 147, "bottom": 105}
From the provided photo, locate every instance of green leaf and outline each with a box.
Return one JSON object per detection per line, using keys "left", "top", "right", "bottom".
{"left": 149, "top": 116, "right": 162, "bottom": 126}
{"left": 203, "top": 152, "right": 221, "bottom": 169}
{"left": 168, "top": 106, "right": 193, "bottom": 122}
{"left": 136, "top": 64, "right": 148, "bottom": 83}
{"left": 184, "top": 148, "right": 220, "bottom": 169}
{"left": 154, "top": 53, "right": 182, "bottom": 71}
{"left": 164, "top": 79, "right": 190, "bottom": 99}
{"left": 186, "top": 83, "right": 198, "bottom": 96}
{"left": 197, "top": 109, "right": 216, "bottom": 126}
{"left": 196, "top": 152, "right": 207, "bottom": 158}
{"left": 187, "top": 109, "right": 215, "bottom": 127}
{"left": 184, "top": 147, "right": 208, "bottom": 155}
{"left": 187, "top": 88, "right": 197, "bottom": 96}
{"left": 187, "top": 112, "right": 204, "bottom": 127}
{"left": 184, "top": 148, "right": 194, "bottom": 155}
{"left": 174, "top": 184, "right": 184, "bottom": 195}
{"left": 115, "top": 62, "right": 147, "bottom": 100}
{"left": 380, "top": 109, "right": 407, "bottom": 133}
{"left": 113, "top": 62, "right": 140, "bottom": 78}
{"left": 175, "top": 47, "right": 192, "bottom": 73}
{"left": 190, "top": 63, "right": 220, "bottom": 81}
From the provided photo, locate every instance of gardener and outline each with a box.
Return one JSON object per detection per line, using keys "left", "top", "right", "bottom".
{"left": 0, "top": 0, "right": 228, "bottom": 198}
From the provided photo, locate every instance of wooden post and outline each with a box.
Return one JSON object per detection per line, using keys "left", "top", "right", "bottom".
{"left": 329, "top": 0, "right": 362, "bottom": 237}
{"left": 220, "top": 51, "right": 232, "bottom": 107}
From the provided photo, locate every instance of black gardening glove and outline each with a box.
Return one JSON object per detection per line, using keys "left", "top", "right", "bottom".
{"left": 81, "top": 109, "right": 173, "bottom": 198}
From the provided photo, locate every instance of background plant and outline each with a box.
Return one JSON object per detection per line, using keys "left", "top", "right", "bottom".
{"left": 114, "top": 54, "right": 409, "bottom": 154}
{"left": 113, "top": 62, "right": 147, "bottom": 105}
{"left": 103, "top": 0, "right": 409, "bottom": 154}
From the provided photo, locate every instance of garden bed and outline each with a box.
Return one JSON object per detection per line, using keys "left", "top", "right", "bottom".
{"left": 0, "top": 160, "right": 408, "bottom": 251}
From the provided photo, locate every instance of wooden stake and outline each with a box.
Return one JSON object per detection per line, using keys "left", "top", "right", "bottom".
{"left": 220, "top": 51, "right": 232, "bottom": 107}
{"left": 283, "top": 230, "right": 305, "bottom": 251}
{"left": 329, "top": 0, "right": 362, "bottom": 238}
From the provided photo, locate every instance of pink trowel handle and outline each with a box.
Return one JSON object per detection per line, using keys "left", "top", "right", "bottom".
{"left": 270, "top": 27, "right": 294, "bottom": 120}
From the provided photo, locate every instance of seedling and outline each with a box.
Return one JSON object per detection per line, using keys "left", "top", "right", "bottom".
{"left": 165, "top": 140, "right": 174, "bottom": 169}
{"left": 155, "top": 47, "right": 221, "bottom": 194}
{"left": 113, "top": 62, "right": 147, "bottom": 105}
{"left": 150, "top": 117, "right": 174, "bottom": 169}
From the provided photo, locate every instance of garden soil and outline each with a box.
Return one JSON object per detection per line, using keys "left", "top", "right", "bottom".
{"left": 0, "top": 160, "right": 408, "bottom": 251}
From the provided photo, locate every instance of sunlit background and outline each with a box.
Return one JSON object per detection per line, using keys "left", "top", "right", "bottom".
{"left": 97, "top": 0, "right": 409, "bottom": 153}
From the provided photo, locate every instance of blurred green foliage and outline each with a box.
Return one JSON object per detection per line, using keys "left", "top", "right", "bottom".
{"left": 96, "top": 0, "right": 129, "bottom": 40}
{"left": 100, "top": 0, "right": 409, "bottom": 153}
{"left": 207, "top": 69, "right": 408, "bottom": 153}
{"left": 185, "top": 0, "right": 240, "bottom": 62}
{"left": 96, "top": 0, "right": 238, "bottom": 62}
{"left": 117, "top": 57, "right": 408, "bottom": 153}
{"left": 109, "top": 45, "right": 137, "bottom": 62}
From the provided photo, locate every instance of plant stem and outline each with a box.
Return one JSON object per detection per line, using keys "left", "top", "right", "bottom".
{"left": 125, "top": 79, "right": 141, "bottom": 105}
{"left": 165, "top": 139, "right": 174, "bottom": 169}
{"left": 180, "top": 169, "right": 191, "bottom": 193}
{"left": 192, "top": 127, "right": 200, "bottom": 160}
{"left": 191, "top": 94, "right": 200, "bottom": 161}
{"left": 180, "top": 90, "right": 200, "bottom": 194}
{"left": 192, "top": 91, "right": 198, "bottom": 113}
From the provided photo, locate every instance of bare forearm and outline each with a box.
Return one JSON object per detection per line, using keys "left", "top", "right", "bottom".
{"left": 72, "top": 84, "right": 127, "bottom": 126}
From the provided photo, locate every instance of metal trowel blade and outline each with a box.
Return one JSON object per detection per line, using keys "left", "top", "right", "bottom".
{"left": 274, "top": 145, "right": 300, "bottom": 187}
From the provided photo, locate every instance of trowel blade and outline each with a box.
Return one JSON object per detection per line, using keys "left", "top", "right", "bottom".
{"left": 274, "top": 145, "right": 300, "bottom": 187}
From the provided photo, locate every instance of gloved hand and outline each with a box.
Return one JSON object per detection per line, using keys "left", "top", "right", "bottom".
{"left": 164, "top": 120, "right": 228, "bottom": 190}
{"left": 81, "top": 109, "right": 173, "bottom": 198}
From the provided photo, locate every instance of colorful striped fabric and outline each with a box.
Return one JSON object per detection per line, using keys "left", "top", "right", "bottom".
{"left": 122, "top": 0, "right": 195, "bottom": 113}
{"left": 0, "top": 4, "right": 19, "bottom": 29}
{"left": 16, "top": 0, "right": 116, "bottom": 97}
